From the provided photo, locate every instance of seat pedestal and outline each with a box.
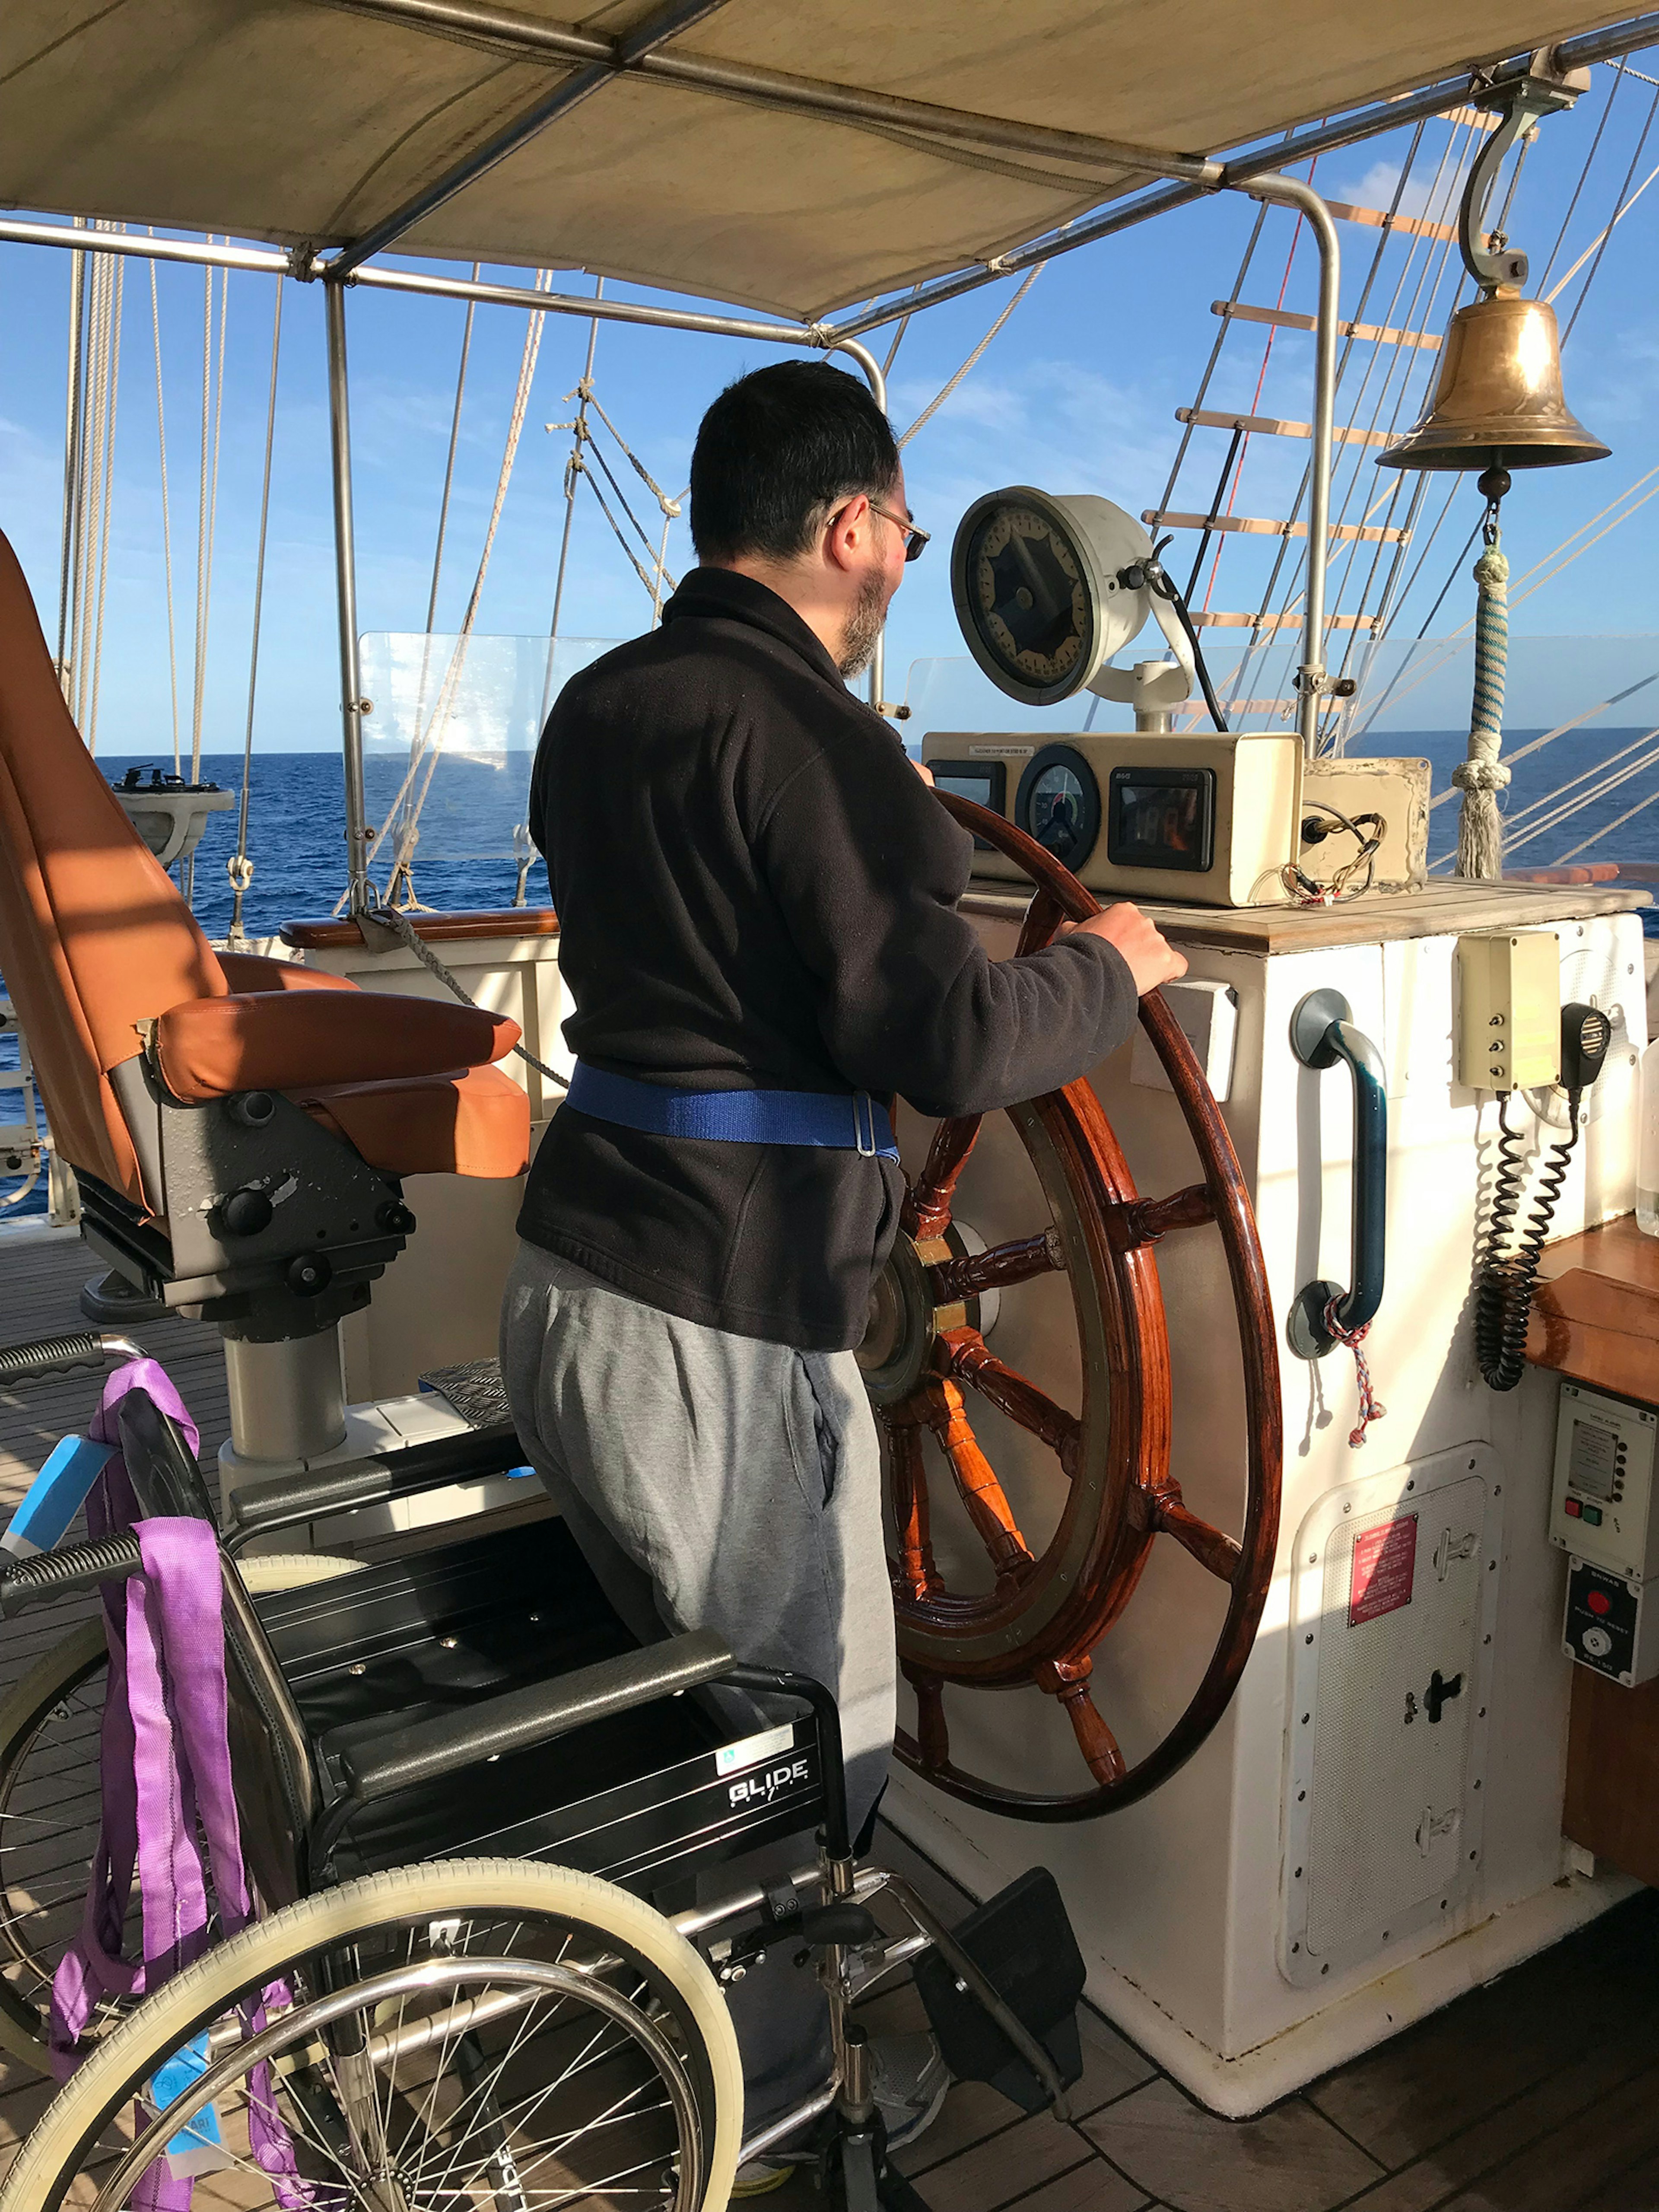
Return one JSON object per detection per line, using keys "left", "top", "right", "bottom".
{"left": 225, "top": 1330, "right": 348, "bottom": 1465}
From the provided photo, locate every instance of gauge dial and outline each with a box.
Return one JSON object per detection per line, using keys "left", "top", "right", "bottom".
{"left": 1015, "top": 745, "right": 1100, "bottom": 872}
{"left": 963, "top": 502, "right": 1092, "bottom": 693}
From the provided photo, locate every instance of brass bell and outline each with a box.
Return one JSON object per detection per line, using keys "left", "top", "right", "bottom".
{"left": 1377, "top": 292, "right": 1608, "bottom": 472}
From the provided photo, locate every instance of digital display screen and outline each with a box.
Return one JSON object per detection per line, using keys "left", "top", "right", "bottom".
{"left": 1569, "top": 1418, "right": 1619, "bottom": 1502}
{"left": 928, "top": 758, "right": 1007, "bottom": 850}
{"left": 1106, "top": 766, "right": 1217, "bottom": 873}
{"left": 933, "top": 771, "right": 997, "bottom": 808}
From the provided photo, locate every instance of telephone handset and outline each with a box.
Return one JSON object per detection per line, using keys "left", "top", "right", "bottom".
{"left": 1474, "top": 1001, "right": 1612, "bottom": 1391}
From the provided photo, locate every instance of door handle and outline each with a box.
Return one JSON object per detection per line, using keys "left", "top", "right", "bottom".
{"left": 1289, "top": 989, "right": 1386, "bottom": 1359}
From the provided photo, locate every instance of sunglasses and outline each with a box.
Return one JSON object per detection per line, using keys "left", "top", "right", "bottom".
{"left": 871, "top": 501, "right": 931, "bottom": 563}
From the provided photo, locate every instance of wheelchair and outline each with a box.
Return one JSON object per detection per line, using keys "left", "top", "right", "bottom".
{"left": 0, "top": 1343, "right": 1080, "bottom": 2210}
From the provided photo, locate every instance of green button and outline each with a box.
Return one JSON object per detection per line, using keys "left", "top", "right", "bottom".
{"left": 1583, "top": 1505, "right": 1604, "bottom": 1527}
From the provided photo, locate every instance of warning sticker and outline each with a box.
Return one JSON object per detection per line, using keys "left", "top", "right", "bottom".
{"left": 1349, "top": 1514, "right": 1418, "bottom": 1626}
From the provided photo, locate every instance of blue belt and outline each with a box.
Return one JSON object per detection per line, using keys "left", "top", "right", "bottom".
{"left": 566, "top": 1062, "right": 898, "bottom": 1160}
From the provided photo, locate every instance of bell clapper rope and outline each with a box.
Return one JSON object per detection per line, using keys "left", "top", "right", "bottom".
{"left": 1453, "top": 462, "right": 1513, "bottom": 883}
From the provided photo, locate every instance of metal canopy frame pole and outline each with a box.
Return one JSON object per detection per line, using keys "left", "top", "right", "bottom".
{"left": 327, "top": 0, "right": 737, "bottom": 280}
{"left": 315, "top": 0, "right": 1221, "bottom": 191}
{"left": 1235, "top": 176, "right": 1339, "bottom": 756}
{"left": 324, "top": 282, "right": 372, "bottom": 913}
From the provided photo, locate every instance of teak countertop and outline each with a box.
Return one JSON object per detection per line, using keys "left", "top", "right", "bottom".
{"left": 1527, "top": 1214, "right": 1659, "bottom": 1402}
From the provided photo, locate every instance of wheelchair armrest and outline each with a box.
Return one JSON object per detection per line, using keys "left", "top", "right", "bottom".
{"left": 152, "top": 990, "right": 519, "bottom": 1103}
{"left": 326, "top": 1628, "right": 736, "bottom": 1806}
{"left": 224, "top": 1423, "right": 524, "bottom": 1550}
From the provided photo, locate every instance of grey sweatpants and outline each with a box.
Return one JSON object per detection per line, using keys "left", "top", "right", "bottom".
{"left": 500, "top": 1239, "right": 896, "bottom": 2130}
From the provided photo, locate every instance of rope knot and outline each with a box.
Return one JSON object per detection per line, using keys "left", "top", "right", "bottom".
{"left": 1451, "top": 758, "right": 1511, "bottom": 793}
{"left": 1473, "top": 544, "right": 1510, "bottom": 592}
{"left": 1322, "top": 1295, "right": 1387, "bottom": 1450}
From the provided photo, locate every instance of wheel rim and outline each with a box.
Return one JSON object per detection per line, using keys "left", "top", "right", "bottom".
{"left": 37, "top": 1900, "right": 718, "bottom": 2212}
{"left": 863, "top": 792, "right": 1283, "bottom": 1821}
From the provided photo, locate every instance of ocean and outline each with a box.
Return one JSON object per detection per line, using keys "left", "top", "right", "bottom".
{"left": 3, "top": 730, "right": 1656, "bottom": 1222}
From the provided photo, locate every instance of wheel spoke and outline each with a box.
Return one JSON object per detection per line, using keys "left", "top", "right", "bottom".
{"left": 1105, "top": 1181, "right": 1217, "bottom": 1251}
{"left": 887, "top": 1417, "right": 944, "bottom": 1602}
{"left": 905, "top": 1115, "right": 982, "bottom": 1239}
{"left": 930, "top": 1226, "right": 1065, "bottom": 1304}
{"left": 939, "top": 1326, "right": 1081, "bottom": 1475}
{"left": 1035, "top": 1655, "right": 1126, "bottom": 1786}
{"left": 1149, "top": 1485, "right": 1242, "bottom": 1584}
{"left": 925, "top": 1381, "right": 1034, "bottom": 1582}
{"left": 904, "top": 1666, "right": 950, "bottom": 1774}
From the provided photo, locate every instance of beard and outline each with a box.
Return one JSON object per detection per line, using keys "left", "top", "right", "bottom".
{"left": 836, "top": 562, "right": 890, "bottom": 678}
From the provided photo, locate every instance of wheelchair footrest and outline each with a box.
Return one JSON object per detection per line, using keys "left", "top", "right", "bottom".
{"left": 912, "top": 1867, "right": 1087, "bottom": 2113}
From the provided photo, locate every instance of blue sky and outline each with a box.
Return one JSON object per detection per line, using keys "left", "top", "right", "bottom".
{"left": 1, "top": 55, "right": 1656, "bottom": 756}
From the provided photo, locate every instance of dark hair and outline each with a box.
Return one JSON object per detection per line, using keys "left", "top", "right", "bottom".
{"left": 690, "top": 360, "right": 900, "bottom": 563}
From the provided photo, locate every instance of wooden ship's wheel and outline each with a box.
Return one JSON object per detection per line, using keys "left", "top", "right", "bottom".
{"left": 859, "top": 794, "right": 1282, "bottom": 1821}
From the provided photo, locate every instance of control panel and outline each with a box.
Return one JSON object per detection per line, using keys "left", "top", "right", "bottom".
{"left": 1455, "top": 930, "right": 1562, "bottom": 1092}
{"left": 922, "top": 730, "right": 1428, "bottom": 909}
{"left": 1549, "top": 1381, "right": 1659, "bottom": 1582}
{"left": 1562, "top": 1558, "right": 1659, "bottom": 1686}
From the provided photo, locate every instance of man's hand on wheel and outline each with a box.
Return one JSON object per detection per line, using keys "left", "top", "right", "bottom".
{"left": 1059, "top": 903, "right": 1187, "bottom": 995}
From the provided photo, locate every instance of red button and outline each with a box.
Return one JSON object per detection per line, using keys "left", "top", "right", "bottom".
{"left": 1565, "top": 1498, "right": 1582, "bottom": 1518}
{"left": 1588, "top": 1590, "right": 1613, "bottom": 1616}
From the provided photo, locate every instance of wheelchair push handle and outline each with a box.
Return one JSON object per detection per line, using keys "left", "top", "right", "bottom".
{"left": 0, "top": 1532, "right": 144, "bottom": 1617}
{"left": 0, "top": 1330, "right": 143, "bottom": 1384}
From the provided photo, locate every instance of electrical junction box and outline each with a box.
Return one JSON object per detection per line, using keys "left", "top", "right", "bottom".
{"left": 1549, "top": 1381, "right": 1659, "bottom": 1581}
{"left": 1130, "top": 978, "right": 1238, "bottom": 1101}
{"left": 924, "top": 732, "right": 1427, "bottom": 909}
{"left": 1300, "top": 755, "right": 1430, "bottom": 896}
{"left": 1563, "top": 1557, "right": 1659, "bottom": 1686}
{"left": 1456, "top": 930, "right": 1561, "bottom": 1092}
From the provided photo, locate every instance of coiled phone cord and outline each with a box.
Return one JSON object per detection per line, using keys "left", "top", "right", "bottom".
{"left": 1474, "top": 1089, "right": 1584, "bottom": 1393}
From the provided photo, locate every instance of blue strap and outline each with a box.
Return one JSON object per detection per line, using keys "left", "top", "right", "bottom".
{"left": 567, "top": 1062, "right": 898, "bottom": 1160}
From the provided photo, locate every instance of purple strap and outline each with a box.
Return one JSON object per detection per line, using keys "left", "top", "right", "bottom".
{"left": 47, "top": 1362, "right": 324, "bottom": 2208}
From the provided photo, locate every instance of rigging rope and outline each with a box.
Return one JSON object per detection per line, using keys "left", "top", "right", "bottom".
{"left": 148, "top": 249, "right": 183, "bottom": 776}
{"left": 54, "top": 226, "right": 86, "bottom": 690}
{"left": 369, "top": 907, "right": 567, "bottom": 1089}
{"left": 897, "top": 266, "right": 1043, "bottom": 447}
{"left": 228, "top": 279, "right": 283, "bottom": 949}
{"left": 190, "top": 259, "right": 229, "bottom": 792}
{"left": 376, "top": 272, "right": 553, "bottom": 908}
{"left": 85, "top": 247, "right": 124, "bottom": 757}
{"left": 1559, "top": 76, "right": 1659, "bottom": 347}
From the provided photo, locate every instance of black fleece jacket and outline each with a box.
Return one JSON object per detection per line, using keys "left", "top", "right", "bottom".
{"left": 518, "top": 567, "right": 1138, "bottom": 1350}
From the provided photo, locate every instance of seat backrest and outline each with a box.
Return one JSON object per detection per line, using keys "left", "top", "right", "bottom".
{"left": 0, "top": 528, "right": 226, "bottom": 1205}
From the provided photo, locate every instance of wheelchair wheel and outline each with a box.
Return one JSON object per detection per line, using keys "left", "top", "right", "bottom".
{"left": 0, "top": 1552, "right": 364, "bottom": 2070}
{"left": 0, "top": 1856, "right": 744, "bottom": 2211}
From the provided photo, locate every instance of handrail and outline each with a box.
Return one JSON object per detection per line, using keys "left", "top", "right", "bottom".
{"left": 1289, "top": 990, "right": 1388, "bottom": 1358}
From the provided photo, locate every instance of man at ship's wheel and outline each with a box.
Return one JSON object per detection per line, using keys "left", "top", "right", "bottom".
{"left": 502, "top": 360, "right": 1183, "bottom": 2189}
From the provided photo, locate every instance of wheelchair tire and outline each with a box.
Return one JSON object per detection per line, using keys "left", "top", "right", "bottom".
{"left": 0, "top": 1551, "right": 365, "bottom": 2071}
{"left": 0, "top": 1856, "right": 744, "bottom": 2212}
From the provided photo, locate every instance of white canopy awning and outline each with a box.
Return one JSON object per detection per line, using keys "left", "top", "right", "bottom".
{"left": 0, "top": 0, "right": 1644, "bottom": 320}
